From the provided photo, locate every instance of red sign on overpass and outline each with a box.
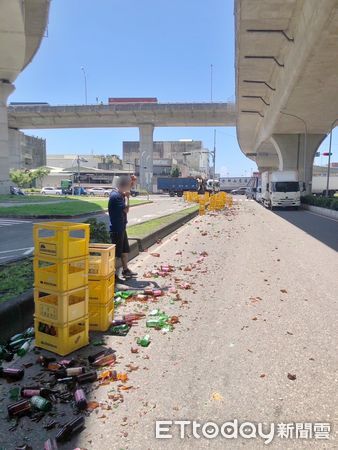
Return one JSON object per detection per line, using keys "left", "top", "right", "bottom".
{"left": 108, "top": 98, "right": 158, "bottom": 104}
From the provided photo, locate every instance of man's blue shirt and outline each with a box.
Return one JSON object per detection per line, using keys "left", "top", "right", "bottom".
{"left": 108, "top": 190, "right": 127, "bottom": 233}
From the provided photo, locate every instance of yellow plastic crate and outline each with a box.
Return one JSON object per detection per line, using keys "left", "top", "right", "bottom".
{"left": 88, "top": 273, "right": 115, "bottom": 305}
{"left": 34, "top": 287, "right": 88, "bottom": 325}
{"left": 34, "top": 317, "right": 89, "bottom": 356}
{"left": 34, "top": 222, "right": 89, "bottom": 260}
{"left": 34, "top": 256, "right": 88, "bottom": 292}
{"left": 88, "top": 299, "right": 114, "bottom": 332}
{"left": 88, "top": 243, "right": 115, "bottom": 277}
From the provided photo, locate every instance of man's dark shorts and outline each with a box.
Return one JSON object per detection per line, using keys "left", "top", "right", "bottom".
{"left": 110, "top": 230, "right": 130, "bottom": 257}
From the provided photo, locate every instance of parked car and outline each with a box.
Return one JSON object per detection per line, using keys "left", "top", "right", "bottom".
{"left": 63, "top": 186, "right": 88, "bottom": 195}
{"left": 245, "top": 186, "right": 256, "bottom": 199}
{"left": 230, "top": 187, "right": 247, "bottom": 195}
{"left": 40, "top": 187, "right": 62, "bottom": 195}
{"left": 10, "top": 186, "right": 25, "bottom": 196}
{"left": 87, "top": 187, "right": 111, "bottom": 197}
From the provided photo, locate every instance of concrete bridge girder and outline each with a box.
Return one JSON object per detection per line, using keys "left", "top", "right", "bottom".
{"left": 271, "top": 134, "right": 326, "bottom": 194}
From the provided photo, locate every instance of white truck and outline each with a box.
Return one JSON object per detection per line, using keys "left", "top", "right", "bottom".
{"left": 312, "top": 175, "right": 338, "bottom": 197}
{"left": 206, "top": 179, "right": 220, "bottom": 193}
{"left": 261, "top": 170, "right": 301, "bottom": 209}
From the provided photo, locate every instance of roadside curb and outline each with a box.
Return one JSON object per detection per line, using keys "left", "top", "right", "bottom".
{"left": 0, "top": 208, "right": 197, "bottom": 340}
{"left": 0, "top": 201, "right": 152, "bottom": 220}
{"left": 0, "top": 289, "right": 34, "bottom": 341}
{"left": 301, "top": 204, "right": 338, "bottom": 220}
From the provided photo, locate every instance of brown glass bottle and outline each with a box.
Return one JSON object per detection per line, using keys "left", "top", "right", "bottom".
{"left": 76, "top": 371, "right": 97, "bottom": 384}
{"left": 88, "top": 347, "right": 115, "bottom": 363}
{"left": 7, "top": 399, "right": 31, "bottom": 417}
{"left": 55, "top": 416, "right": 85, "bottom": 442}
{"left": 0, "top": 367, "right": 24, "bottom": 381}
{"left": 92, "top": 353, "right": 116, "bottom": 367}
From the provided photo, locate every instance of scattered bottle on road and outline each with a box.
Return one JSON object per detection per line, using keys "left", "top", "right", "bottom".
{"left": 7, "top": 399, "right": 32, "bottom": 417}
{"left": 56, "top": 416, "right": 85, "bottom": 442}
{"left": 0, "top": 366, "right": 24, "bottom": 381}
{"left": 92, "top": 353, "right": 116, "bottom": 367}
{"left": 30, "top": 395, "right": 52, "bottom": 412}
{"left": 137, "top": 334, "right": 151, "bottom": 347}
{"left": 74, "top": 388, "right": 87, "bottom": 410}
{"left": 44, "top": 438, "right": 58, "bottom": 450}
{"left": 76, "top": 371, "right": 97, "bottom": 384}
{"left": 109, "top": 324, "right": 130, "bottom": 336}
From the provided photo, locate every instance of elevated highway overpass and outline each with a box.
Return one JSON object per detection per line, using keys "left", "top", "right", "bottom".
{"left": 8, "top": 102, "right": 236, "bottom": 190}
{"left": 236, "top": 0, "right": 338, "bottom": 193}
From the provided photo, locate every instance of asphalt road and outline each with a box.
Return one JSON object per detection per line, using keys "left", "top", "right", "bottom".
{"left": 1, "top": 199, "right": 337, "bottom": 449}
{"left": 0, "top": 195, "right": 191, "bottom": 263}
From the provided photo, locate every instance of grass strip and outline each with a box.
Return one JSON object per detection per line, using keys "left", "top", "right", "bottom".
{"left": 0, "top": 198, "right": 150, "bottom": 217}
{"left": 0, "top": 195, "right": 69, "bottom": 203}
{"left": 127, "top": 205, "right": 198, "bottom": 238}
{"left": 0, "top": 258, "right": 33, "bottom": 303}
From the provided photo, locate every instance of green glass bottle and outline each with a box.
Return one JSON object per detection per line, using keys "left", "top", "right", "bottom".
{"left": 109, "top": 324, "right": 130, "bottom": 336}
{"left": 8, "top": 338, "right": 27, "bottom": 351}
{"left": 30, "top": 395, "right": 52, "bottom": 412}
{"left": 9, "top": 332, "right": 25, "bottom": 342}
{"left": 137, "top": 334, "right": 151, "bottom": 347}
{"left": 24, "top": 327, "right": 35, "bottom": 338}
{"left": 17, "top": 340, "right": 30, "bottom": 357}
{"left": 146, "top": 317, "right": 167, "bottom": 328}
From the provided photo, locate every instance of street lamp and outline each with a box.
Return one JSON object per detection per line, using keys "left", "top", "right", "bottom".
{"left": 325, "top": 118, "right": 338, "bottom": 197}
{"left": 81, "top": 67, "right": 88, "bottom": 105}
{"left": 71, "top": 155, "right": 88, "bottom": 194}
{"left": 280, "top": 110, "right": 308, "bottom": 192}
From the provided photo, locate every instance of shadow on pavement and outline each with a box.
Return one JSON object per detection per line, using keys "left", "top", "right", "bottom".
{"left": 273, "top": 208, "right": 338, "bottom": 252}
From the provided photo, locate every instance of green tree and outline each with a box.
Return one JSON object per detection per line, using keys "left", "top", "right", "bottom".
{"left": 31, "top": 167, "right": 50, "bottom": 188}
{"left": 9, "top": 169, "right": 33, "bottom": 188}
{"left": 171, "top": 167, "right": 181, "bottom": 177}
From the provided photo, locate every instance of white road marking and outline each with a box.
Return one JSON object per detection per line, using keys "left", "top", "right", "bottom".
{"left": 304, "top": 210, "right": 338, "bottom": 223}
{"left": 0, "top": 218, "right": 31, "bottom": 227}
{"left": 23, "top": 247, "right": 34, "bottom": 256}
{"left": 0, "top": 247, "right": 34, "bottom": 255}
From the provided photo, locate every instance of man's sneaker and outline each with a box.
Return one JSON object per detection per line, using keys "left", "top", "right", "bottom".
{"left": 122, "top": 268, "right": 138, "bottom": 278}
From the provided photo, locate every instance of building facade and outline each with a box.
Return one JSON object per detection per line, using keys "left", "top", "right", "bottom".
{"left": 123, "top": 140, "right": 210, "bottom": 181}
{"left": 8, "top": 129, "right": 46, "bottom": 170}
{"left": 47, "top": 154, "right": 123, "bottom": 171}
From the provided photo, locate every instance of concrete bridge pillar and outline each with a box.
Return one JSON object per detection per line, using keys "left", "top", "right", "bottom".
{"left": 272, "top": 134, "right": 326, "bottom": 195}
{"left": 0, "top": 82, "right": 15, "bottom": 194}
{"left": 139, "top": 124, "right": 154, "bottom": 193}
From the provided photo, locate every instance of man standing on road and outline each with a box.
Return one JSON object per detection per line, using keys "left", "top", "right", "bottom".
{"left": 109, "top": 176, "right": 137, "bottom": 282}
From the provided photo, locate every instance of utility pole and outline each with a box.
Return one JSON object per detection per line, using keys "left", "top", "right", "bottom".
{"left": 210, "top": 64, "right": 213, "bottom": 103}
{"left": 81, "top": 67, "right": 87, "bottom": 105}
{"left": 213, "top": 129, "right": 216, "bottom": 180}
{"left": 77, "top": 155, "right": 81, "bottom": 188}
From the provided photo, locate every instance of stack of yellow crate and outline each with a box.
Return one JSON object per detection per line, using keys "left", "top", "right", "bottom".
{"left": 88, "top": 243, "right": 116, "bottom": 332}
{"left": 199, "top": 196, "right": 206, "bottom": 215}
{"left": 33, "top": 222, "right": 90, "bottom": 356}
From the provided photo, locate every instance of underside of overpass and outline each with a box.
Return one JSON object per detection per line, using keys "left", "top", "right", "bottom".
{"left": 235, "top": 0, "right": 338, "bottom": 192}
{"left": 0, "top": 0, "right": 50, "bottom": 194}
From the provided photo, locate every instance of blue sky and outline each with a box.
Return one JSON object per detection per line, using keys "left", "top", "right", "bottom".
{"left": 10, "top": 0, "right": 336, "bottom": 175}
